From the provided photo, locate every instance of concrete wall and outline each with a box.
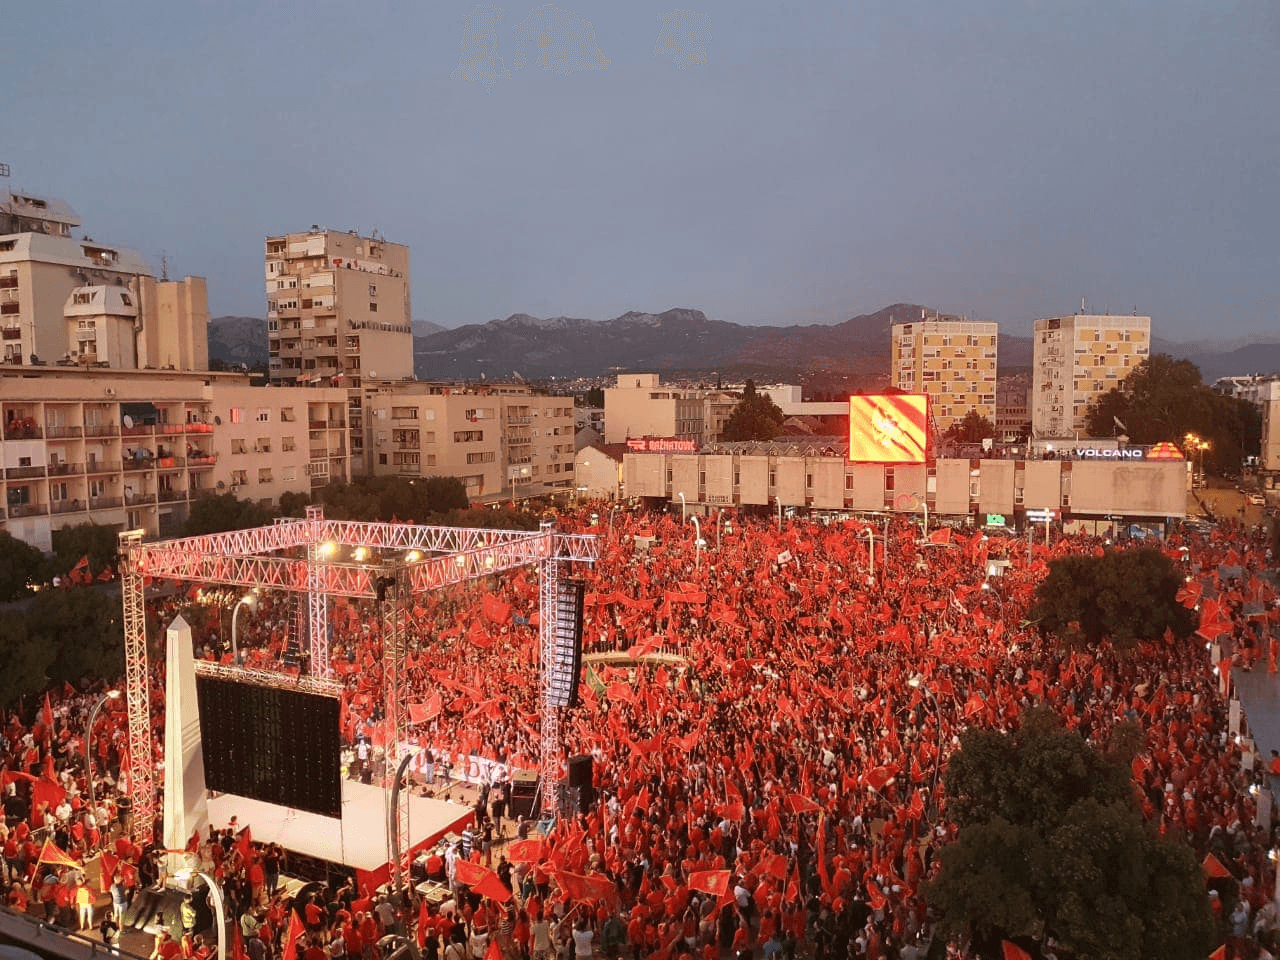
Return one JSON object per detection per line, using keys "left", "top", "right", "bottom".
{"left": 738, "top": 456, "right": 769, "bottom": 505}
{"left": 703, "top": 454, "right": 734, "bottom": 505}
{"left": 1069, "top": 461, "right": 1185, "bottom": 516}
{"left": 934, "top": 459, "right": 971, "bottom": 516}
{"left": 574, "top": 446, "right": 622, "bottom": 499}
{"left": 979, "top": 458, "right": 1016, "bottom": 514}
{"left": 1022, "top": 460, "right": 1062, "bottom": 511}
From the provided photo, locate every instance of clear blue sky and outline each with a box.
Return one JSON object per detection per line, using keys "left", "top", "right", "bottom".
{"left": 5, "top": 0, "right": 1277, "bottom": 339}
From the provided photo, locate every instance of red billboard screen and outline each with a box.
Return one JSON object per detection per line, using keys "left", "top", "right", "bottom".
{"left": 848, "top": 394, "right": 928, "bottom": 463}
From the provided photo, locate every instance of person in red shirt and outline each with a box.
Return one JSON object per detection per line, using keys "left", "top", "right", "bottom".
{"left": 304, "top": 936, "right": 327, "bottom": 960}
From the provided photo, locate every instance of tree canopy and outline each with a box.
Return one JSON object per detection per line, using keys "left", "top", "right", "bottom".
{"left": 944, "top": 410, "right": 997, "bottom": 443}
{"left": 1027, "top": 547, "right": 1195, "bottom": 649}
{"left": 319, "top": 475, "right": 470, "bottom": 522}
{"left": 720, "top": 380, "right": 785, "bottom": 442}
{"left": 50, "top": 522, "right": 119, "bottom": 578}
{"left": 0, "top": 530, "right": 47, "bottom": 602}
{"left": 1085, "top": 354, "right": 1260, "bottom": 474}
{"left": 924, "top": 710, "right": 1214, "bottom": 960}
{"left": 183, "top": 492, "right": 276, "bottom": 536}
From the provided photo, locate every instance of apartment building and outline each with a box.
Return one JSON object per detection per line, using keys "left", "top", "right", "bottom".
{"left": 265, "top": 229, "right": 411, "bottom": 388}
{"left": 1031, "top": 314, "right": 1150, "bottom": 438}
{"left": 0, "top": 190, "right": 209, "bottom": 371}
{"left": 1, "top": 365, "right": 350, "bottom": 550}
{"left": 603, "top": 373, "right": 737, "bottom": 446}
{"left": 362, "top": 381, "right": 575, "bottom": 502}
{"left": 995, "top": 375, "right": 1032, "bottom": 443}
{"left": 891, "top": 316, "right": 998, "bottom": 430}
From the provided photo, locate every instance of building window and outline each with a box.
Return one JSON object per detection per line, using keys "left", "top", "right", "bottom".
{"left": 369, "top": 302, "right": 378, "bottom": 313}
{"left": 257, "top": 408, "right": 270, "bottom": 422}
{"left": 232, "top": 439, "right": 247, "bottom": 455}
{"left": 453, "top": 430, "right": 484, "bottom": 443}
{"left": 258, "top": 468, "right": 273, "bottom": 484}
{"left": 283, "top": 467, "right": 296, "bottom": 482}
{"left": 368, "top": 284, "right": 377, "bottom": 297}
{"left": 230, "top": 408, "right": 243, "bottom": 424}
{"left": 282, "top": 437, "right": 296, "bottom": 452}
{"left": 466, "top": 451, "right": 495, "bottom": 464}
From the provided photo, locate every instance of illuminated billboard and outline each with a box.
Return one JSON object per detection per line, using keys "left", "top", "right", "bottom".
{"left": 848, "top": 394, "right": 928, "bottom": 463}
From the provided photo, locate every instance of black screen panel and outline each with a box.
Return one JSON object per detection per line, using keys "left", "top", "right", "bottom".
{"left": 196, "top": 677, "right": 342, "bottom": 819}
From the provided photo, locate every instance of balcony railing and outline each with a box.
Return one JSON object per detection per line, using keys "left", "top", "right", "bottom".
{"left": 156, "top": 456, "right": 185, "bottom": 469}
{"left": 3, "top": 423, "right": 42, "bottom": 440}
{"left": 85, "top": 461, "right": 122, "bottom": 474}
{"left": 50, "top": 499, "right": 85, "bottom": 515}
{"left": 47, "top": 463, "right": 84, "bottom": 476}
{"left": 7, "top": 503, "right": 48, "bottom": 518}
{"left": 124, "top": 457, "right": 154, "bottom": 471}
{"left": 328, "top": 420, "right": 345, "bottom": 428}
{"left": 156, "top": 424, "right": 186, "bottom": 436}
{"left": 89, "top": 496, "right": 123, "bottom": 510}
{"left": 125, "top": 492, "right": 155, "bottom": 507}
{"left": 309, "top": 420, "right": 327, "bottom": 429}
{"left": 188, "top": 454, "right": 217, "bottom": 467}
{"left": 185, "top": 422, "right": 214, "bottom": 434}
{"left": 119, "top": 423, "right": 152, "bottom": 437}
{"left": 44, "top": 425, "right": 83, "bottom": 439}
{"left": 158, "top": 489, "right": 186, "bottom": 503}
{"left": 5, "top": 465, "right": 46, "bottom": 479}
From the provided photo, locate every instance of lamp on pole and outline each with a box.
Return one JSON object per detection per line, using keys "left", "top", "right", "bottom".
{"left": 907, "top": 674, "right": 945, "bottom": 815}
{"left": 230, "top": 591, "right": 257, "bottom": 666}
{"left": 678, "top": 491, "right": 686, "bottom": 523}
{"left": 913, "top": 491, "right": 928, "bottom": 539}
{"left": 776, "top": 498, "right": 783, "bottom": 531}
{"left": 691, "top": 516, "right": 706, "bottom": 569}
{"left": 718, "top": 510, "right": 732, "bottom": 550}
{"left": 865, "top": 527, "right": 876, "bottom": 585}
{"left": 1184, "top": 432, "right": 1211, "bottom": 484}
{"left": 608, "top": 503, "right": 620, "bottom": 535}
{"left": 86, "top": 689, "right": 122, "bottom": 844}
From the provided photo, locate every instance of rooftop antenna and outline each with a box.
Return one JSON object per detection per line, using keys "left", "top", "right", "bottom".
{"left": 160, "top": 251, "right": 170, "bottom": 281}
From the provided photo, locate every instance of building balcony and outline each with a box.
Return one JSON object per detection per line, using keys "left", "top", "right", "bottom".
{"left": 3, "top": 423, "right": 42, "bottom": 440}
{"left": 50, "top": 499, "right": 85, "bottom": 515}
{"left": 119, "top": 423, "right": 151, "bottom": 437}
{"left": 158, "top": 489, "right": 186, "bottom": 503}
{"left": 328, "top": 419, "right": 345, "bottom": 429}
{"left": 187, "top": 454, "right": 217, "bottom": 467}
{"left": 156, "top": 424, "right": 185, "bottom": 436}
{"left": 45, "top": 425, "right": 83, "bottom": 439}
{"left": 124, "top": 458, "right": 153, "bottom": 472}
{"left": 85, "top": 460, "right": 122, "bottom": 474}
{"left": 7, "top": 502, "right": 48, "bottom": 518}
{"left": 185, "top": 422, "right": 214, "bottom": 434}
{"left": 156, "top": 456, "right": 185, "bottom": 468}
{"left": 125, "top": 492, "right": 155, "bottom": 507}
{"left": 310, "top": 448, "right": 327, "bottom": 460}
{"left": 5, "top": 465, "right": 46, "bottom": 479}
{"left": 89, "top": 496, "right": 124, "bottom": 510}
{"left": 506, "top": 415, "right": 532, "bottom": 425}
{"left": 1, "top": 326, "right": 20, "bottom": 341}
{"left": 47, "top": 462, "right": 84, "bottom": 476}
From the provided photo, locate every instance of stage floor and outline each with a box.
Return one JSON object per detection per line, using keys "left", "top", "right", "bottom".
{"left": 206, "top": 778, "right": 473, "bottom": 876}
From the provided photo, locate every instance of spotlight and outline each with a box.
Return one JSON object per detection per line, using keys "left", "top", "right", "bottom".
{"left": 404, "top": 550, "right": 422, "bottom": 563}
{"left": 318, "top": 541, "right": 337, "bottom": 558}
{"left": 353, "top": 547, "right": 369, "bottom": 563}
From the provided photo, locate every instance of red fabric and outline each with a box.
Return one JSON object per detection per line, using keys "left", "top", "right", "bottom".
{"left": 282, "top": 910, "right": 305, "bottom": 960}
{"left": 1001, "top": 942, "right": 1032, "bottom": 960}
{"left": 37, "top": 838, "right": 79, "bottom": 868}
{"left": 1202, "top": 853, "right": 1233, "bottom": 879}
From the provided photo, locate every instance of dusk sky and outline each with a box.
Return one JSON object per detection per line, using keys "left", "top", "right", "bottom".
{"left": 6, "top": 0, "right": 1278, "bottom": 340}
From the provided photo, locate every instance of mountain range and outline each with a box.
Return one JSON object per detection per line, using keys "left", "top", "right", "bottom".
{"left": 206, "top": 306, "right": 1280, "bottom": 386}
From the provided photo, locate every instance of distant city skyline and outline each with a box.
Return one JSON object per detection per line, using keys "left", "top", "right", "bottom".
{"left": 6, "top": 0, "right": 1278, "bottom": 340}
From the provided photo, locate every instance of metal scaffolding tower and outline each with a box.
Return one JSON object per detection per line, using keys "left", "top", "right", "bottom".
{"left": 116, "top": 511, "right": 598, "bottom": 848}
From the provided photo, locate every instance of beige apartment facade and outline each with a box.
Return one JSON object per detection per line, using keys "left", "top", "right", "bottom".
{"left": 604, "top": 373, "right": 736, "bottom": 446}
{"left": 1032, "top": 314, "right": 1151, "bottom": 438}
{"left": 891, "top": 317, "right": 998, "bottom": 430}
{"left": 363, "top": 382, "right": 575, "bottom": 502}
{"left": 1, "top": 366, "right": 350, "bottom": 551}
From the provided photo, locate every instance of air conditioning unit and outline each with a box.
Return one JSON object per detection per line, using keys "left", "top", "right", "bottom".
{"left": 104, "top": 387, "right": 116, "bottom": 397}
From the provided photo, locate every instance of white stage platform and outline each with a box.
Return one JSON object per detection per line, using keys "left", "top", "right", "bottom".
{"left": 206, "top": 778, "right": 473, "bottom": 888}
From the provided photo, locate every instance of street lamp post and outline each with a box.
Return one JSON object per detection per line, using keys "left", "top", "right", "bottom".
{"left": 86, "top": 689, "right": 122, "bottom": 845}
{"left": 678, "top": 491, "right": 686, "bottom": 523}
{"left": 230, "top": 592, "right": 257, "bottom": 666}
{"left": 907, "top": 674, "right": 945, "bottom": 817}
{"left": 691, "top": 516, "right": 706, "bottom": 569}
{"left": 865, "top": 527, "right": 875, "bottom": 585}
{"left": 913, "top": 491, "right": 928, "bottom": 539}
{"left": 608, "top": 503, "right": 620, "bottom": 535}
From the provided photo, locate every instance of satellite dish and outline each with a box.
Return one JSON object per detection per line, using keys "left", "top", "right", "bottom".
{"left": 122, "top": 415, "right": 134, "bottom": 429}
{"left": 217, "top": 481, "right": 225, "bottom": 490}
{"left": 214, "top": 415, "right": 222, "bottom": 425}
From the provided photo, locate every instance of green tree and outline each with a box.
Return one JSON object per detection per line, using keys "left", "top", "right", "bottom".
{"left": 0, "top": 614, "right": 55, "bottom": 710}
{"left": 924, "top": 710, "right": 1214, "bottom": 960}
{"left": 1028, "top": 547, "right": 1195, "bottom": 650}
{"left": 944, "top": 410, "right": 997, "bottom": 443}
{"left": 278, "top": 490, "right": 311, "bottom": 518}
{"left": 320, "top": 475, "right": 469, "bottom": 522}
{"left": 720, "top": 380, "right": 785, "bottom": 442}
{"left": 1086, "top": 354, "right": 1260, "bottom": 474}
{"left": 421, "top": 475, "right": 470, "bottom": 514}
{"left": 50, "top": 522, "right": 119, "bottom": 578}
{"left": 0, "top": 530, "right": 47, "bottom": 601}
{"left": 183, "top": 492, "right": 275, "bottom": 536}
{"left": 21, "top": 586, "right": 125, "bottom": 687}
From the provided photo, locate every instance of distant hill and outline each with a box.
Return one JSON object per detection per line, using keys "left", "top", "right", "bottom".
{"left": 211, "top": 311, "right": 1280, "bottom": 386}
{"left": 207, "top": 316, "right": 267, "bottom": 368}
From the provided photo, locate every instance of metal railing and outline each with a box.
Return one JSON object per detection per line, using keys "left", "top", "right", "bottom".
{"left": 85, "top": 461, "right": 122, "bottom": 474}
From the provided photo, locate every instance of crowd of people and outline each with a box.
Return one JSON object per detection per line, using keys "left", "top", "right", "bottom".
{"left": 2, "top": 503, "right": 1278, "bottom": 960}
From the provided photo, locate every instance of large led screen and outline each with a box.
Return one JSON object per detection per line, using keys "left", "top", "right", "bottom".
{"left": 848, "top": 394, "right": 928, "bottom": 463}
{"left": 196, "top": 676, "right": 343, "bottom": 818}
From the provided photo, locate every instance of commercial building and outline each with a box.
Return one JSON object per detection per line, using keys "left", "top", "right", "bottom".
{"left": 623, "top": 442, "right": 1186, "bottom": 526}
{"left": 1, "top": 365, "right": 349, "bottom": 550}
{"left": 1031, "top": 313, "right": 1150, "bottom": 438}
{"left": 574, "top": 442, "right": 627, "bottom": 499}
{"left": 1214, "top": 375, "right": 1280, "bottom": 409}
{"left": 891, "top": 315, "right": 998, "bottom": 430}
{"left": 361, "top": 381, "right": 575, "bottom": 502}
{"left": 1260, "top": 381, "right": 1280, "bottom": 477}
{"left": 1, "top": 189, "right": 209, "bottom": 371}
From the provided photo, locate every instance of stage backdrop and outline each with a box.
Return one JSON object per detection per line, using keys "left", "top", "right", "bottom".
{"left": 196, "top": 676, "right": 343, "bottom": 819}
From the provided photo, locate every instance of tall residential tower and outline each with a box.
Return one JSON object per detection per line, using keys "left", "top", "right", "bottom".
{"left": 1031, "top": 313, "right": 1150, "bottom": 438}
{"left": 890, "top": 315, "right": 998, "bottom": 431}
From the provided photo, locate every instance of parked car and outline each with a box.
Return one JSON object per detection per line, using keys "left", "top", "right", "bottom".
{"left": 1247, "top": 493, "right": 1266, "bottom": 505}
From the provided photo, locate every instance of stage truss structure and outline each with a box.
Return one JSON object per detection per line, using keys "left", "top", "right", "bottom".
{"left": 117, "top": 507, "right": 598, "bottom": 884}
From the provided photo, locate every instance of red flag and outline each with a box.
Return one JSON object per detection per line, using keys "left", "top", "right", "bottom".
{"left": 42, "top": 693, "right": 54, "bottom": 734}
{"left": 506, "top": 838, "right": 546, "bottom": 863}
{"left": 687, "top": 870, "right": 730, "bottom": 897}
{"left": 69, "top": 555, "right": 90, "bottom": 584}
{"left": 1208, "top": 948, "right": 1227, "bottom": 960}
{"left": 408, "top": 695, "right": 442, "bottom": 725}
{"left": 482, "top": 593, "right": 513, "bottom": 624}
{"left": 454, "top": 858, "right": 491, "bottom": 888}
{"left": 96, "top": 565, "right": 114, "bottom": 582}
{"left": 37, "top": 838, "right": 79, "bottom": 868}
{"left": 928, "top": 527, "right": 951, "bottom": 545}
{"left": 785, "top": 862, "right": 800, "bottom": 903}
{"left": 1202, "top": 853, "right": 1232, "bottom": 879}
{"left": 473, "top": 871, "right": 513, "bottom": 903}
{"left": 233, "top": 926, "right": 248, "bottom": 960}
{"left": 234, "top": 826, "right": 253, "bottom": 864}
{"left": 282, "top": 909, "right": 305, "bottom": 960}
{"left": 785, "top": 794, "right": 820, "bottom": 814}
{"left": 186, "top": 827, "right": 201, "bottom": 853}
{"left": 416, "top": 899, "right": 430, "bottom": 949}
{"left": 1002, "top": 942, "right": 1032, "bottom": 960}
{"left": 98, "top": 851, "right": 119, "bottom": 892}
